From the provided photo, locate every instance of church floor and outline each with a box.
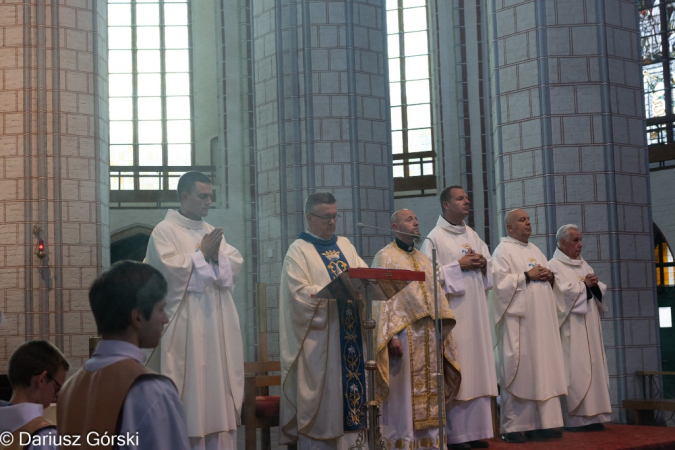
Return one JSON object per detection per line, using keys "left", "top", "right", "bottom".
{"left": 242, "top": 424, "right": 675, "bottom": 450}
{"left": 486, "top": 424, "right": 675, "bottom": 450}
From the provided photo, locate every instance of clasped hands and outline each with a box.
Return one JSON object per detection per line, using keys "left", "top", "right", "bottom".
{"left": 527, "top": 264, "right": 554, "bottom": 282}
{"left": 458, "top": 249, "right": 487, "bottom": 272}
{"left": 583, "top": 273, "right": 599, "bottom": 288}
{"left": 200, "top": 227, "right": 223, "bottom": 262}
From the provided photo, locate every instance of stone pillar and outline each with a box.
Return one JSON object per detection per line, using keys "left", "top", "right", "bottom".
{"left": 430, "top": 0, "right": 495, "bottom": 245}
{"left": 0, "top": 0, "right": 109, "bottom": 371}
{"left": 489, "top": 0, "right": 655, "bottom": 421}
{"left": 252, "top": 0, "right": 393, "bottom": 358}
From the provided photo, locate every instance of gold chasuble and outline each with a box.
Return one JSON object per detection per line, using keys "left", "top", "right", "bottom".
{"left": 373, "top": 241, "right": 461, "bottom": 431}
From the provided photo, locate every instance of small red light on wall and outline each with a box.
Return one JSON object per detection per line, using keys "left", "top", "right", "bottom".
{"left": 37, "top": 240, "right": 46, "bottom": 260}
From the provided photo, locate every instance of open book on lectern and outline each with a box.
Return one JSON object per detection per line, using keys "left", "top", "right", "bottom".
{"left": 314, "top": 267, "right": 425, "bottom": 301}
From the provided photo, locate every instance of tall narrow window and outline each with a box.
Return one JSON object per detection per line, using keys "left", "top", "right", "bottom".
{"left": 386, "top": 0, "right": 436, "bottom": 195}
{"left": 640, "top": 0, "right": 675, "bottom": 170}
{"left": 655, "top": 226, "right": 675, "bottom": 286}
{"left": 108, "top": 0, "right": 193, "bottom": 199}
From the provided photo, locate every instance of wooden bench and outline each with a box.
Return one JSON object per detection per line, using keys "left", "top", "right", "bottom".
{"left": 622, "top": 371, "right": 675, "bottom": 425}
{"left": 243, "top": 283, "right": 296, "bottom": 450}
{"left": 622, "top": 398, "right": 675, "bottom": 425}
{"left": 244, "top": 360, "right": 283, "bottom": 450}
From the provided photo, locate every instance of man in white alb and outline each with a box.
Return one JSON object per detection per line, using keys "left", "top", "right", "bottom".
{"left": 549, "top": 224, "right": 611, "bottom": 431}
{"left": 421, "top": 186, "right": 497, "bottom": 449}
{"left": 491, "top": 209, "right": 566, "bottom": 443}
{"left": 145, "top": 171, "right": 244, "bottom": 450}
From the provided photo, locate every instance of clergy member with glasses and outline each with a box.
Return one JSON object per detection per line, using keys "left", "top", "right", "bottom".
{"left": 279, "top": 192, "right": 370, "bottom": 449}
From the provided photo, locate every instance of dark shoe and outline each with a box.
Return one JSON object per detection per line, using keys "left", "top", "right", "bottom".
{"left": 564, "top": 423, "right": 605, "bottom": 432}
{"left": 501, "top": 432, "right": 526, "bottom": 444}
{"left": 447, "top": 444, "right": 472, "bottom": 450}
{"left": 525, "top": 428, "right": 563, "bottom": 440}
{"left": 467, "top": 441, "right": 490, "bottom": 448}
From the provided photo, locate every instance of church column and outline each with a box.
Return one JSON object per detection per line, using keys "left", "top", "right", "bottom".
{"left": 489, "top": 0, "right": 656, "bottom": 421}
{"left": 251, "top": 0, "right": 393, "bottom": 359}
{"left": 0, "top": 0, "right": 108, "bottom": 371}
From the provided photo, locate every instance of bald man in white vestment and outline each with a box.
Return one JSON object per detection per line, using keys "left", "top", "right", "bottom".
{"left": 145, "top": 171, "right": 244, "bottom": 450}
{"left": 491, "top": 209, "right": 566, "bottom": 444}
{"left": 373, "top": 209, "right": 461, "bottom": 450}
{"left": 421, "top": 186, "right": 497, "bottom": 450}
{"left": 549, "top": 224, "right": 611, "bottom": 431}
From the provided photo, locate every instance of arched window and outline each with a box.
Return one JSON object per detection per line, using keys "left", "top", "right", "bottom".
{"left": 655, "top": 224, "right": 674, "bottom": 286}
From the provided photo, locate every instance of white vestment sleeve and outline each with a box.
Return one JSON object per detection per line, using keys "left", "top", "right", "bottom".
{"left": 483, "top": 261, "right": 493, "bottom": 290}
{"left": 570, "top": 290, "right": 588, "bottom": 315}
{"left": 441, "top": 262, "right": 465, "bottom": 295}
{"left": 118, "top": 376, "right": 191, "bottom": 450}
{"left": 187, "top": 250, "right": 215, "bottom": 293}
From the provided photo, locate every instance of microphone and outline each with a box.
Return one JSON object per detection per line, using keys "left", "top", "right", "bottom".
{"left": 357, "top": 222, "right": 428, "bottom": 244}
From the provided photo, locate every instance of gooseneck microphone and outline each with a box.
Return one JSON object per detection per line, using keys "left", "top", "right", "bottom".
{"left": 356, "top": 222, "right": 426, "bottom": 244}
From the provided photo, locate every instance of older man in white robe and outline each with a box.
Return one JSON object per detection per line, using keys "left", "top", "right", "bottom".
{"left": 549, "top": 224, "right": 611, "bottom": 431}
{"left": 145, "top": 171, "right": 244, "bottom": 450}
{"left": 279, "top": 192, "right": 368, "bottom": 449}
{"left": 421, "top": 186, "right": 497, "bottom": 450}
{"left": 491, "top": 209, "right": 567, "bottom": 444}
{"left": 373, "top": 209, "right": 461, "bottom": 450}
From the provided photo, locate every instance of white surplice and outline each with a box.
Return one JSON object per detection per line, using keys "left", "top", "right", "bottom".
{"left": 145, "top": 210, "right": 244, "bottom": 449}
{"left": 491, "top": 237, "right": 567, "bottom": 433}
{"left": 279, "top": 236, "right": 368, "bottom": 448}
{"left": 549, "top": 248, "right": 612, "bottom": 426}
{"left": 421, "top": 217, "right": 498, "bottom": 443}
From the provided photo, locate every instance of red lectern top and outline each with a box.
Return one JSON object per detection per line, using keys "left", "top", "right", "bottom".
{"left": 314, "top": 267, "right": 425, "bottom": 301}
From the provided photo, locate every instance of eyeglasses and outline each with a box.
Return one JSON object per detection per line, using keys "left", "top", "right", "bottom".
{"left": 47, "top": 373, "right": 62, "bottom": 395}
{"left": 309, "top": 213, "right": 341, "bottom": 223}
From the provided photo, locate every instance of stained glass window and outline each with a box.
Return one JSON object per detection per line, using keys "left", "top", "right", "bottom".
{"left": 640, "top": 0, "right": 675, "bottom": 170}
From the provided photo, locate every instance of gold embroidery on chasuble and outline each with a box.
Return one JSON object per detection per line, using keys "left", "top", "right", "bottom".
{"left": 408, "top": 318, "right": 439, "bottom": 430}
{"left": 384, "top": 436, "right": 440, "bottom": 449}
{"left": 374, "top": 242, "right": 461, "bottom": 431}
{"left": 322, "top": 249, "right": 349, "bottom": 277}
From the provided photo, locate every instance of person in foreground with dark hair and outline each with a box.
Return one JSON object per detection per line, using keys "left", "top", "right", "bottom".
{"left": 0, "top": 340, "right": 69, "bottom": 450}
{"left": 145, "top": 171, "right": 244, "bottom": 450}
{"left": 56, "top": 261, "right": 189, "bottom": 450}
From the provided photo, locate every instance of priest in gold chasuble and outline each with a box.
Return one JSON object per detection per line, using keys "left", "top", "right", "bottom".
{"left": 373, "top": 209, "right": 461, "bottom": 450}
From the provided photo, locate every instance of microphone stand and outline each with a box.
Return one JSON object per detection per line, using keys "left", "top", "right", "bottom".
{"left": 357, "top": 223, "right": 445, "bottom": 449}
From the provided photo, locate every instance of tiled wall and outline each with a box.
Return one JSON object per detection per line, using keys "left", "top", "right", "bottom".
{"left": 251, "top": 0, "right": 393, "bottom": 360}
{"left": 489, "top": 0, "right": 655, "bottom": 421}
{"left": 0, "top": 0, "right": 108, "bottom": 372}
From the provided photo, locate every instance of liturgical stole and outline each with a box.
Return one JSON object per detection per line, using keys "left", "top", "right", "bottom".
{"left": 299, "top": 232, "right": 367, "bottom": 431}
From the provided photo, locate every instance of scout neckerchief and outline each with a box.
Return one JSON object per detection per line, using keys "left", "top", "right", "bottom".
{"left": 299, "top": 232, "right": 366, "bottom": 431}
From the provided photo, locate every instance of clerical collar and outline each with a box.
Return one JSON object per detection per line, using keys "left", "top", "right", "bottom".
{"left": 178, "top": 209, "right": 203, "bottom": 221}
{"left": 394, "top": 237, "right": 415, "bottom": 253}
{"left": 299, "top": 231, "right": 337, "bottom": 246}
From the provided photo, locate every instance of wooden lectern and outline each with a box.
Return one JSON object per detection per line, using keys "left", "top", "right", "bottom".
{"left": 315, "top": 267, "right": 425, "bottom": 450}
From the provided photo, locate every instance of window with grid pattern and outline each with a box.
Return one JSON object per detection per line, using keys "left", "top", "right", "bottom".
{"left": 386, "top": 0, "right": 436, "bottom": 195}
{"left": 108, "top": 0, "right": 193, "bottom": 193}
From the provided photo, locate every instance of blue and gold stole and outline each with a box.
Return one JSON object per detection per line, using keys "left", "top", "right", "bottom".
{"left": 299, "top": 232, "right": 366, "bottom": 431}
